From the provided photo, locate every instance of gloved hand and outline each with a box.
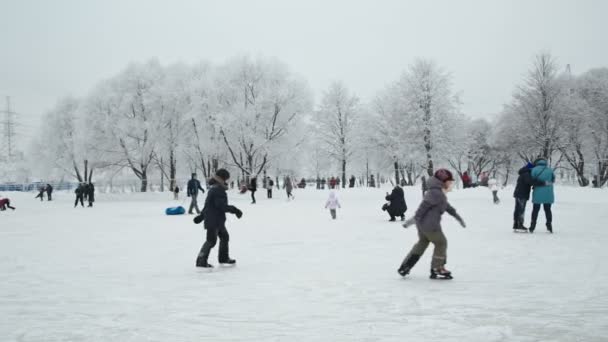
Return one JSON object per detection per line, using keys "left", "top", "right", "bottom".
{"left": 234, "top": 208, "right": 243, "bottom": 219}
{"left": 402, "top": 218, "right": 415, "bottom": 229}
{"left": 456, "top": 216, "right": 466, "bottom": 228}
{"left": 193, "top": 214, "right": 204, "bottom": 224}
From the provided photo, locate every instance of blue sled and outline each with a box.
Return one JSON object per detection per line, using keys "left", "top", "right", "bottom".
{"left": 165, "top": 206, "right": 186, "bottom": 215}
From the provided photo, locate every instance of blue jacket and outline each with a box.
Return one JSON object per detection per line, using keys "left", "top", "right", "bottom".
{"left": 531, "top": 160, "right": 555, "bottom": 204}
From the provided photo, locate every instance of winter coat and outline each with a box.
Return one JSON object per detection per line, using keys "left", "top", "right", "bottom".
{"left": 385, "top": 186, "right": 407, "bottom": 216}
{"left": 249, "top": 178, "right": 257, "bottom": 192}
{"left": 285, "top": 177, "right": 293, "bottom": 192}
{"left": 488, "top": 178, "right": 499, "bottom": 191}
{"left": 187, "top": 179, "right": 204, "bottom": 196}
{"left": 531, "top": 160, "right": 555, "bottom": 204}
{"left": 202, "top": 177, "right": 239, "bottom": 229}
{"left": 174, "top": 186, "right": 180, "bottom": 194}
{"left": 414, "top": 177, "right": 462, "bottom": 233}
{"left": 461, "top": 173, "right": 471, "bottom": 186}
{"left": 268, "top": 179, "right": 274, "bottom": 187}
{"left": 513, "top": 166, "right": 545, "bottom": 200}
{"left": 75, "top": 185, "right": 84, "bottom": 196}
{"left": 46, "top": 184, "right": 53, "bottom": 194}
{"left": 88, "top": 183, "right": 95, "bottom": 202}
{"left": 325, "top": 192, "right": 341, "bottom": 210}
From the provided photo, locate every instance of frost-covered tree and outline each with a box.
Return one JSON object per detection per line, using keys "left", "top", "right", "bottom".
{"left": 506, "top": 53, "right": 566, "bottom": 162}
{"left": 578, "top": 68, "right": 608, "bottom": 187}
{"left": 215, "top": 56, "right": 312, "bottom": 179}
{"left": 315, "top": 82, "right": 360, "bottom": 188}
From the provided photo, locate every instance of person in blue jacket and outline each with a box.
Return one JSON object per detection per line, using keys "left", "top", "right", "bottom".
{"left": 529, "top": 158, "right": 555, "bottom": 233}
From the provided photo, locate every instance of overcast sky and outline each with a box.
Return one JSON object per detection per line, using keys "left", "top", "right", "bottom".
{"left": 1, "top": 0, "right": 607, "bottom": 144}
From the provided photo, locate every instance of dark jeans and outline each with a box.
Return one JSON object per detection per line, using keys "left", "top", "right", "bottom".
{"left": 531, "top": 203, "right": 552, "bottom": 225}
{"left": 188, "top": 193, "right": 200, "bottom": 214}
{"left": 492, "top": 191, "right": 499, "bottom": 204}
{"left": 513, "top": 198, "right": 527, "bottom": 224}
{"left": 251, "top": 191, "right": 256, "bottom": 203}
{"left": 267, "top": 189, "right": 272, "bottom": 199}
{"left": 75, "top": 195, "right": 84, "bottom": 207}
{"left": 198, "top": 226, "right": 230, "bottom": 263}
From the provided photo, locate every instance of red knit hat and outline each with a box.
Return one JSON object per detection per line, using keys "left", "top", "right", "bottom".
{"left": 434, "top": 169, "right": 454, "bottom": 182}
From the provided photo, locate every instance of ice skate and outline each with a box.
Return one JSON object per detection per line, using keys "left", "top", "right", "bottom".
{"left": 430, "top": 267, "right": 453, "bottom": 280}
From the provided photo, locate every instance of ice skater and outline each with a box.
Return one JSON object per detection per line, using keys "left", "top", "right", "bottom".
{"left": 35, "top": 187, "right": 45, "bottom": 201}
{"left": 74, "top": 183, "right": 85, "bottom": 208}
{"left": 193, "top": 169, "right": 242, "bottom": 268}
{"left": 0, "top": 197, "right": 16, "bottom": 211}
{"left": 87, "top": 182, "right": 95, "bottom": 207}
{"left": 399, "top": 169, "right": 466, "bottom": 279}
{"left": 173, "top": 185, "right": 180, "bottom": 200}
{"left": 513, "top": 162, "right": 548, "bottom": 231}
{"left": 267, "top": 177, "right": 274, "bottom": 199}
{"left": 187, "top": 173, "right": 205, "bottom": 214}
{"left": 529, "top": 158, "right": 555, "bottom": 233}
{"left": 325, "top": 191, "right": 341, "bottom": 219}
{"left": 249, "top": 177, "right": 257, "bottom": 204}
{"left": 488, "top": 176, "right": 500, "bottom": 204}
{"left": 285, "top": 176, "right": 294, "bottom": 200}
{"left": 46, "top": 184, "right": 53, "bottom": 201}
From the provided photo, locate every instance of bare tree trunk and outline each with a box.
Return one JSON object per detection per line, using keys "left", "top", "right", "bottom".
{"left": 140, "top": 170, "right": 148, "bottom": 192}
{"left": 394, "top": 160, "right": 399, "bottom": 187}
{"left": 342, "top": 158, "right": 346, "bottom": 188}
{"left": 84, "top": 160, "right": 89, "bottom": 182}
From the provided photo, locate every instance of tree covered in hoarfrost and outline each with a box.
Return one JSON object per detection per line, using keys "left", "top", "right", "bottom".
{"left": 85, "top": 60, "right": 166, "bottom": 192}
{"left": 577, "top": 68, "right": 608, "bottom": 186}
{"left": 215, "top": 56, "right": 313, "bottom": 180}
{"left": 315, "top": 82, "right": 360, "bottom": 188}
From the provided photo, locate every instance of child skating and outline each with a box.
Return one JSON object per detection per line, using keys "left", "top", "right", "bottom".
{"left": 399, "top": 169, "right": 466, "bottom": 279}
{"left": 488, "top": 176, "right": 500, "bottom": 204}
{"left": 193, "top": 169, "right": 242, "bottom": 268}
{"left": 325, "top": 191, "right": 341, "bottom": 219}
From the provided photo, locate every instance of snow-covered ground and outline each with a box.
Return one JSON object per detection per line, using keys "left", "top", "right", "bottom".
{"left": 1, "top": 185, "right": 607, "bottom": 341}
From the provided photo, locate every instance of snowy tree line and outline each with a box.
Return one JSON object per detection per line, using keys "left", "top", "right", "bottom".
{"left": 22, "top": 52, "right": 608, "bottom": 191}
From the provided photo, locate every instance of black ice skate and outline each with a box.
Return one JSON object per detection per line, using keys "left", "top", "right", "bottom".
{"left": 430, "top": 267, "right": 453, "bottom": 280}
{"left": 546, "top": 223, "right": 553, "bottom": 234}
{"left": 196, "top": 258, "right": 213, "bottom": 268}
{"left": 397, "top": 266, "right": 411, "bottom": 277}
{"left": 219, "top": 258, "right": 236, "bottom": 265}
{"left": 528, "top": 222, "right": 536, "bottom": 234}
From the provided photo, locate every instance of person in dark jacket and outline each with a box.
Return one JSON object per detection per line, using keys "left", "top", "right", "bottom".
{"left": 46, "top": 184, "right": 53, "bottom": 201}
{"left": 512, "top": 162, "right": 547, "bottom": 231}
{"left": 173, "top": 185, "right": 180, "bottom": 200}
{"left": 399, "top": 169, "right": 466, "bottom": 279}
{"left": 349, "top": 175, "right": 356, "bottom": 188}
{"left": 74, "top": 183, "right": 85, "bottom": 208}
{"left": 193, "top": 169, "right": 242, "bottom": 268}
{"left": 267, "top": 177, "right": 274, "bottom": 199}
{"left": 35, "top": 187, "right": 45, "bottom": 201}
{"left": 249, "top": 177, "right": 257, "bottom": 204}
{"left": 187, "top": 173, "right": 205, "bottom": 214}
{"left": 87, "top": 182, "right": 95, "bottom": 207}
{"left": 383, "top": 186, "right": 407, "bottom": 221}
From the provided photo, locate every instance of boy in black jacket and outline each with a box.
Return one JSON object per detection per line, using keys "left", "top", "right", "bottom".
{"left": 193, "top": 169, "right": 242, "bottom": 268}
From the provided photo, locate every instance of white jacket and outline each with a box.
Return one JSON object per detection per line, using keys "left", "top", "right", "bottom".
{"left": 488, "top": 178, "right": 499, "bottom": 191}
{"left": 325, "top": 192, "right": 341, "bottom": 210}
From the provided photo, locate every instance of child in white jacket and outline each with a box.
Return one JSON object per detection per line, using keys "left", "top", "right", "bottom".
{"left": 325, "top": 191, "right": 341, "bottom": 219}
{"left": 488, "top": 177, "right": 500, "bottom": 204}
